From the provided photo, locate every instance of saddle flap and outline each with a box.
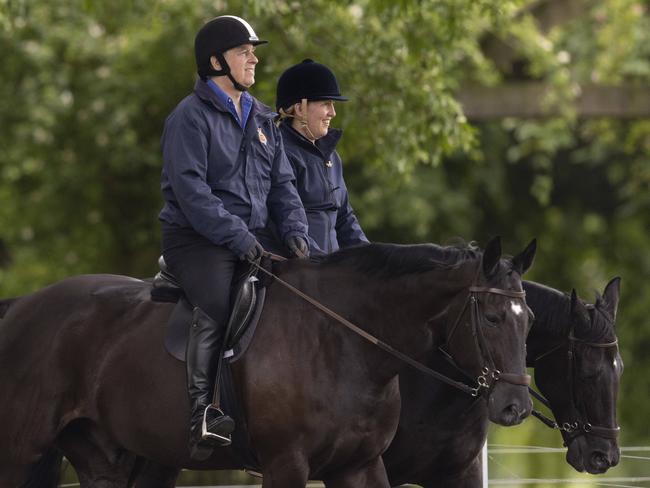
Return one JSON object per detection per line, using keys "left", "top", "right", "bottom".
{"left": 163, "top": 276, "right": 266, "bottom": 363}
{"left": 226, "top": 276, "right": 259, "bottom": 349}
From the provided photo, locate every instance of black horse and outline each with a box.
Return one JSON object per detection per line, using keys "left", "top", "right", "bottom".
{"left": 382, "top": 277, "right": 622, "bottom": 487}
{"left": 0, "top": 238, "right": 535, "bottom": 488}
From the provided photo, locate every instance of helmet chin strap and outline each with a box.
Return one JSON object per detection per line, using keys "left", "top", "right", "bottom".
{"left": 298, "top": 99, "right": 317, "bottom": 142}
{"left": 227, "top": 73, "right": 247, "bottom": 92}
{"left": 277, "top": 100, "right": 318, "bottom": 143}
{"left": 211, "top": 53, "right": 248, "bottom": 92}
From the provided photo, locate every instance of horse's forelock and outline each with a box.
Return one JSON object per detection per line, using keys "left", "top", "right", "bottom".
{"left": 588, "top": 302, "right": 617, "bottom": 342}
{"left": 569, "top": 297, "right": 615, "bottom": 344}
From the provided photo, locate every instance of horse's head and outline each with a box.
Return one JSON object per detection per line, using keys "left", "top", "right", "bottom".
{"left": 534, "top": 277, "right": 622, "bottom": 474}
{"left": 445, "top": 236, "right": 536, "bottom": 426}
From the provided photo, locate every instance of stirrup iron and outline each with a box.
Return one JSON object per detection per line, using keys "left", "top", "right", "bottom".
{"left": 202, "top": 405, "right": 233, "bottom": 446}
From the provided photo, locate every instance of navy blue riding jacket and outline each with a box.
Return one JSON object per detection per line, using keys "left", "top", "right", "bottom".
{"left": 159, "top": 79, "right": 309, "bottom": 258}
{"left": 280, "top": 122, "right": 368, "bottom": 254}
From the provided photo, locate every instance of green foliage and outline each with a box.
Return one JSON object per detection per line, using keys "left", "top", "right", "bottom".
{"left": 0, "top": 0, "right": 521, "bottom": 290}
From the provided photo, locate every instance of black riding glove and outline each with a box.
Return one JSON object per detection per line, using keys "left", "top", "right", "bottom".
{"left": 286, "top": 236, "right": 309, "bottom": 259}
{"left": 245, "top": 240, "right": 265, "bottom": 262}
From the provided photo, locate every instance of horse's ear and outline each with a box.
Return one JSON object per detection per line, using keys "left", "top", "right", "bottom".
{"left": 601, "top": 276, "right": 621, "bottom": 322}
{"left": 570, "top": 289, "right": 590, "bottom": 326}
{"left": 482, "top": 236, "right": 502, "bottom": 278}
{"left": 512, "top": 238, "right": 537, "bottom": 276}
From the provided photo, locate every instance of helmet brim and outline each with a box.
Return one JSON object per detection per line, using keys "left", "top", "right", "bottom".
{"left": 277, "top": 95, "right": 348, "bottom": 111}
{"left": 304, "top": 95, "right": 348, "bottom": 102}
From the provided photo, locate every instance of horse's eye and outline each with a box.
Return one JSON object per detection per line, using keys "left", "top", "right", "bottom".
{"left": 485, "top": 313, "right": 500, "bottom": 326}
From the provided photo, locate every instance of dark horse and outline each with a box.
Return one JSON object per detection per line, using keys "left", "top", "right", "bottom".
{"left": 0, "top": 238, "right": 535, "bottom": 488}
{"left": 382, "top": 277, "right": 622, "bottom": 487}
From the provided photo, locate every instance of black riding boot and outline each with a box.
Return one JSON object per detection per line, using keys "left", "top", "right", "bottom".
{"left": 186, "top": 307, "right": 235, "bottom": 460}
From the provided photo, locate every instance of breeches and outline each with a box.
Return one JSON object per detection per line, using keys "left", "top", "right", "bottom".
{"left": 162, "top": 225, "right": 241, "bottom": 327}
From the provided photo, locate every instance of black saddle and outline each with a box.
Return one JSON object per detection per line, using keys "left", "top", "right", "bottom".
{"left": 151, "top": 256, "right": 266, "bottom": 362}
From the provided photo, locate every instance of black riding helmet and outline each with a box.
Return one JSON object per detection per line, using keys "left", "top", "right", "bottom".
{"left": 194, "top": 15, "right": 267, "bottom": 90}
{"left": 276, "top": 59, "right": 348, "bottom": 111}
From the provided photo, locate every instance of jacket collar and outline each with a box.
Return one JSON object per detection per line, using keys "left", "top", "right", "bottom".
{"left": 280, "top": 121, "right": 342, "bottom": 157}
{"left": 194, "top": 78, "right": 275, "bottom": 124}
{"left": 194, "top": 78, "right": 229, "bottom": 112}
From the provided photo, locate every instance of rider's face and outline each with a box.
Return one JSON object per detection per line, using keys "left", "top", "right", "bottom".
{"left": 213, "top": 43, "right": 258, "bottom": 88}
{"left": 297, "top": 100, "right": 336, "bottom": 141}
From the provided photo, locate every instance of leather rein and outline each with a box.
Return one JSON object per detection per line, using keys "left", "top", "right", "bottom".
{"left": 250, "top": 254, "right": 530, "bottom": 398}
{"left": 529, "top": 305, "right": 620, "bottom": 444}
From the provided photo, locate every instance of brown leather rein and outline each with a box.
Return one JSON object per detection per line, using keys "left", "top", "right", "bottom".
{"left": 249, "top": 253, "right": 530, "bottom": 398}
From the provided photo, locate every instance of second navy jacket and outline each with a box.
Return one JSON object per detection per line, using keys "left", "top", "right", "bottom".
{"left": 280, "top": 122, "right": 368, "bottom": 255}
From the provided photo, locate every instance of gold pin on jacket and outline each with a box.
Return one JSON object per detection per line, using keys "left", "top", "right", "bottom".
{"left": 257, "top": 127, "right": 268, "bottom": 145}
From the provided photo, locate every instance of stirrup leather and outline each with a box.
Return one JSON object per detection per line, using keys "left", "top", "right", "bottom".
{"left": 202, "top": 405, "right": 233, "bottom": 446}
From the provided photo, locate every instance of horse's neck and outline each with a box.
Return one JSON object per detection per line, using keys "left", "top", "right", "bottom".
{"left": 375, "top": 262, "right": 477, "bottom": 337}
{"left": 368, "top": 263, "right": 479, "bottom": 383}
{"left": 282, "top": 261, "right": 477, "bottom": 384}
{"left": 524, "top": 280, "right": 571, "bottom": 363}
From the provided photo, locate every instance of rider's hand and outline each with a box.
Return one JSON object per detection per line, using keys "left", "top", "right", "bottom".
{"left": 245, "top": 240, "right": 265, "bottom": 262}
{"left": 286, "top": 236, "right": 309, "bottom": 259}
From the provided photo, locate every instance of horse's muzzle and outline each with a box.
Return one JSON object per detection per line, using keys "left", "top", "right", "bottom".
{"left": 567, "top": 438, "right": 620, "bottom": 474}
{"left": 488, "top": 383, "right": 532, "bottom": 426}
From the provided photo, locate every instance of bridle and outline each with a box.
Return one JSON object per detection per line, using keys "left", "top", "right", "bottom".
{"left": 251, "top": 256, "right": 530, "bottom": 398}
{"left": 439, "top": 285, "right": 531, "bottom": 397}
{"left": 530, "top": 305, "right": 620, "bottom": 445}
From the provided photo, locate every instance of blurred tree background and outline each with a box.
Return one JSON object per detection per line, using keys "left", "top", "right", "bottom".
{"left": 1, "top": 0, "right": 649, "bottom": 485}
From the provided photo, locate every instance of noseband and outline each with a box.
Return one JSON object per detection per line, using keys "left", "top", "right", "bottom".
{"left": 531, "top": 306, "right": 620, "bottom": 445}
{"left": 440, "top": 285, "right": 531, "bottom": 397}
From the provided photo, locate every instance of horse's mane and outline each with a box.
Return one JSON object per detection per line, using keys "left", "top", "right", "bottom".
{"left": 315, "top": 242, "right": 481, "bottom": 279}
{"left": 523, "top": 281, "right": 571, "bottom": 338}
{"left": 523, "top": 281, "right": 615, "bottom": 341}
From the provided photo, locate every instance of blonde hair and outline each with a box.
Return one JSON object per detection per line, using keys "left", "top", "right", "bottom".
{"left": 275, "top": 105, "right": 296, "bottom": 127}
{"left": 275, "top": 99, "right": 317, "bottom": 142}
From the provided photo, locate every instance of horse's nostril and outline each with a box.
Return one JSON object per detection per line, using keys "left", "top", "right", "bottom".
{"left": 506, "top": 403, "right": 528, "bottom": 420}
{"left": 501, "top": 404, "right": 523, "bottom": 423}
{"left": 591, "top": 451, "right": 611, "bottom": 470}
